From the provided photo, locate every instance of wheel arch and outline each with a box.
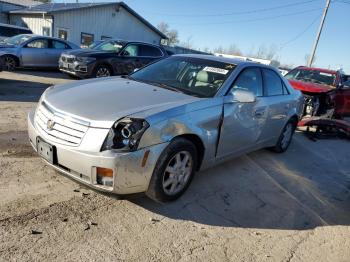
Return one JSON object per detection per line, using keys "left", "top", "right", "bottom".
{"left": 170, "top": 133, "right": 205, "bottom": 171}
{"left": 2, "top": 54, "right": 20, "bottom": 67}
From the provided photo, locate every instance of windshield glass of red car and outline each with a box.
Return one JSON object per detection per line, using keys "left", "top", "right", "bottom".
{"left": 285, "top": 69, "right": 336, "bottom": 87}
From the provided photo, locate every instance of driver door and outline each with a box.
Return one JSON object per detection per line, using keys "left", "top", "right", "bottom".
{"left": 216, "top": 67, "right": 268, "bottom": 158}
{"left": 21, "top": 38, "right": 50, "bottom": 67}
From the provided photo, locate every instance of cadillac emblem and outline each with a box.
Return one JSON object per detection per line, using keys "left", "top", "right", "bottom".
{"left": 47, "top": 119, "right": 55, "bottom": 130}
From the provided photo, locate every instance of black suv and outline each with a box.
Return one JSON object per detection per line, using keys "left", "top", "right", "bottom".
{"left": 59, "top": 40, "right": 168, "bottom": 79}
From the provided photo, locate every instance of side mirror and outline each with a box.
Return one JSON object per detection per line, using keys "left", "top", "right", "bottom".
{"left": 224, "top": 89, "right": 256, "bottom": 103}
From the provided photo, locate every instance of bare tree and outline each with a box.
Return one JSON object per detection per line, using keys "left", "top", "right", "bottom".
{"left": 180, "top": 36, "right": 194, "bottom": 49}
{"left": 157, "top": 22, "right": 179, "bottom": 46}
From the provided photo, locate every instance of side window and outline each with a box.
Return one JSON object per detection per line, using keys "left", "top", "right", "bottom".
{"left": 52, "top": 40, "right": 70, "bottom": 49}
{"left": 262, "top": 69, "right": 284, "bottom": 96}
{"left": 122, "top": 44, "right": 139, "bottom": 57}
{"left": 139, "top": 45, "right": 162, "bottom": 57}
{"left": 232, "top": 68, "right": 263, "bottom": 96}
{"left": 26, "top": 39, "right": 49, "bottom": 49}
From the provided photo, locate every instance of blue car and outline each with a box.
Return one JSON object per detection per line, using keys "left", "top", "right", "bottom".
{"left": 0, "top": 34, "right": 79, "bottom": 71}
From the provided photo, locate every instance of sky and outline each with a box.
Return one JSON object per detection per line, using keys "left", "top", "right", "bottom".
{"left": 54, "top": 0, "right": 350, "bottom": 73}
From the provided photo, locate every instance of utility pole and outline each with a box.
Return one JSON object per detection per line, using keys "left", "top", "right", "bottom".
{"left": 308, "top": 0, "right": 331, "bottom": 67}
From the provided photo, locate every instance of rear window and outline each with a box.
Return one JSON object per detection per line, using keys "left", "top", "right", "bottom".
{"left": 139, "top": 45, "right": 163, "bottom": 57}
{"left": 262, "top": 69, "right": 284, "bottom": 96}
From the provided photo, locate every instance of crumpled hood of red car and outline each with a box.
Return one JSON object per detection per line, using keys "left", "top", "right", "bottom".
{"left": 288, "top": 79, "right": 332, "bottom": 93}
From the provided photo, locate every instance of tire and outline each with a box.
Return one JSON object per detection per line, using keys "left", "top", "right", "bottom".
{"left": 270, "top": 119, "right": 297, "bottom": 153}
{"left": 146, "top": 138, "right": 198, "bottom": 202}
{"left": 3, "top": 55, "right": 17, "bottom": 71}
{"left": 93, "top": 64, "right": 112, "bottom": 78}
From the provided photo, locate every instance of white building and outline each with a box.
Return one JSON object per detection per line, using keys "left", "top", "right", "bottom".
{"left": 214, "top": 53, "right": 272, "bottom": 65}
{"left": 8, "top": 2, "right": 167, "bottom": 46}
{"left": 0, "top": 0, "right": 38, "bottom": 23}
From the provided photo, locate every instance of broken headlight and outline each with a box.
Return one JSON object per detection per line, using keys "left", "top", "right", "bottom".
{"left": 101, "top": 118, "right": 149, "bottom": 152}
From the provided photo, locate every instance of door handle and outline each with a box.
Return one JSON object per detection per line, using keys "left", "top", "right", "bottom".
{"left": 254, "top": 108, "right": 265, "bottom": 118}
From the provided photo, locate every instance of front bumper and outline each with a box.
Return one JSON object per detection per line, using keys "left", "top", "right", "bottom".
{"left": 28, "top": 110, "right": 168, "bottom": 195}
{"left": 59, "top": 61, "right": 93, "bottom": 79}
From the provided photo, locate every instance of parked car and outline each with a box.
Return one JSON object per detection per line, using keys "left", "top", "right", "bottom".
{"left": 59, "top": 39, "right": 168, "bottom": 78}
{"left": 0, "top": 34, "right": 79, "bottom": 71}
{"left": 285, "top": 66, "right": 350, "bottom": 118}
{"left": 28, "top": 55, "right": 303, "bottom": 202}
{"left": 0, "top": 23, "right": 32, "bottom": 41}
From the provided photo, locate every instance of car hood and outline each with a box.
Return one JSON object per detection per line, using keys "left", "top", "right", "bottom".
{"left": 43, "top": 77, "right": 199, "bottom": 128}
{"left": 0, "top": 43, "right": 16, "bottom": 49}
{"left": 63, "top": 49, "right": 115, "bottom": 57}
{"left": 288, "top": 79, "right": 333, "bottom": 93}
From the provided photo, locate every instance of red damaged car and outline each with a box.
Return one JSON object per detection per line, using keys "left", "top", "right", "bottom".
{"left": 285, "top": 66, "right": 350, "bottom": 118}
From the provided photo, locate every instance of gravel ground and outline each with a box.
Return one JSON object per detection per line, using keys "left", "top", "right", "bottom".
{"left": 0, "top": 70, "right": 350, "bottom": 262}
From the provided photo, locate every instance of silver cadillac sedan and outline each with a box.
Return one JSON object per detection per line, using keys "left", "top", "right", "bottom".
{"left": 28, "top": 55, "right": 303, "bottom": 202}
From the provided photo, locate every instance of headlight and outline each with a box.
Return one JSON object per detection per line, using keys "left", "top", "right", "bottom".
{"left": 76, "top": 57, "right": 96, "bottom": 63}
{"left": 101, "top": 118, "right": 149, "bottom": 152}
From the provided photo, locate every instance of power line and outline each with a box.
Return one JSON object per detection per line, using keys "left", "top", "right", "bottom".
{"left": 333, "top": 0, "right": 350, "bottom": 4}
{"left": 279, "top": 15, "right": 321, "bottom": 49}
{"left": 168, "top": 8, "right": 323, "bottom": 26}
{"left": 149, "top": 0, "right": 320, "bottom": 17}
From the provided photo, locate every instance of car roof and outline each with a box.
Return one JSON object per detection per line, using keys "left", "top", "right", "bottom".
{"left": 173, "top": 54, "right": 273, "bottom": 68}
{"left": 0, "top": 23, "right": 32, "bottom": 30}
{"left": 297, "top": 66, "right": 337, "bottom": 74}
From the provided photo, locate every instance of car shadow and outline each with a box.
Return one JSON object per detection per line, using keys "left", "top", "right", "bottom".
{"left": 130, "top": 133, "right": 350, "bottom": 230}
{"left": 0, "top": 78, "right": 49, "bottom": 102}
{"left": 14, "top": 69, "right": 70, "bottom": 80}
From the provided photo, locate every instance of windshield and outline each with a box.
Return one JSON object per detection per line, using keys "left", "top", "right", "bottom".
{"left": 4, "top": 34, "right": 32, "bottom": 45}
{"left": 93, "top": 40, "right": 124, "bottom": 53}
{"left": 130, "top": 56, "right": 236, "bottom": 98}
{"left": 285, "top": 68, "right": 336, "bottom": 87}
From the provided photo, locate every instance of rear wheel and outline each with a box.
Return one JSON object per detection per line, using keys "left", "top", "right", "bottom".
{"left": 270, "top": 119, "right": 297, "bottom": 153}
{"left": 3, "top": 55, "right": 17, "bottom": 71}
{"left": 146, "top": 138, "right": 198, "bottom": 202}
{"left": 93, "top": 64, "right": 112, "bottom": 78}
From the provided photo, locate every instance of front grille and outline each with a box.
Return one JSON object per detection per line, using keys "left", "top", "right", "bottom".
{"left": 34, "top": 102, "right": 89, "bottom": 146}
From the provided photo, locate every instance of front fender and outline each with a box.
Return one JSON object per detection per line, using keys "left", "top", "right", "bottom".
{"left": 138, "top": 100, "right": 223, "bottom": 165}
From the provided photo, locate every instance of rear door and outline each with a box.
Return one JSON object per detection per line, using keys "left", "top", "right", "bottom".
{"left": 217, "top": 67, "right": 268, "bottom": 158}
{"left": 260, "top": 68, "right": 292, "bottom": 142}
{"left": 138, "top": 44, "right": 164, "bottom": 65}
{"left": 117, "top": 44, "right": 164, "bottom": 75}
{"left": 48, "top": 39, "right": 72, "bottom": 67}
{"left": 21, "top": 38, "right": 50, "bottom": 67}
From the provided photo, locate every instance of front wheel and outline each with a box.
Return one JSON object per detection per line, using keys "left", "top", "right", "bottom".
{"left": 270, "top": 119, "right": 297, "bottom": 153}
{"left": 146, "top": 138, "right": 198, "bottom": 202}
{"left": 93, "top": 64, "right": 112, "bottom": 78}
{"left": 3, "top": 55, "right": 17, "bottom": 71}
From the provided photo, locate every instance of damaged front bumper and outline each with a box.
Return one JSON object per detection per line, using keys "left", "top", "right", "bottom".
{"left": 27, "top": 110, "right": 168, "bottom": 195}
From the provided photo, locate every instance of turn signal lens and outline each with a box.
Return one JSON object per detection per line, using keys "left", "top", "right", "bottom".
{"left": 96, "top": 167, "right": 113, "bottom": 177}
{"left": 96, "top": 167, "right": 114, "bottom": 187}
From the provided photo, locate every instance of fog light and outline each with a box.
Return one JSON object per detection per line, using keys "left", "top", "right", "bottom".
{"left": 96, "top": 167, "right": 114, "bottom": 187}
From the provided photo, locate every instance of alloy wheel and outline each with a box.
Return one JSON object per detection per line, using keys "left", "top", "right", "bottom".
{"left": 4, "top": 56, "right": 16, "bottom": 71}
{"left": 96, "top": 67, "right": 111, "bottom": 78}
{"left": 281, "top": 123, "right": 293, "bottom": 149}
{"left": 162, "top": 151, "right": 193, "bottom": 196}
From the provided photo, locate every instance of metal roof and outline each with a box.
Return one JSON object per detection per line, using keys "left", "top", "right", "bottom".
{"left": 0, "top": 0, "right": 39, "bottom": 7}
{"left": 9, "top": 2, "right": 167, "bottom": 39}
